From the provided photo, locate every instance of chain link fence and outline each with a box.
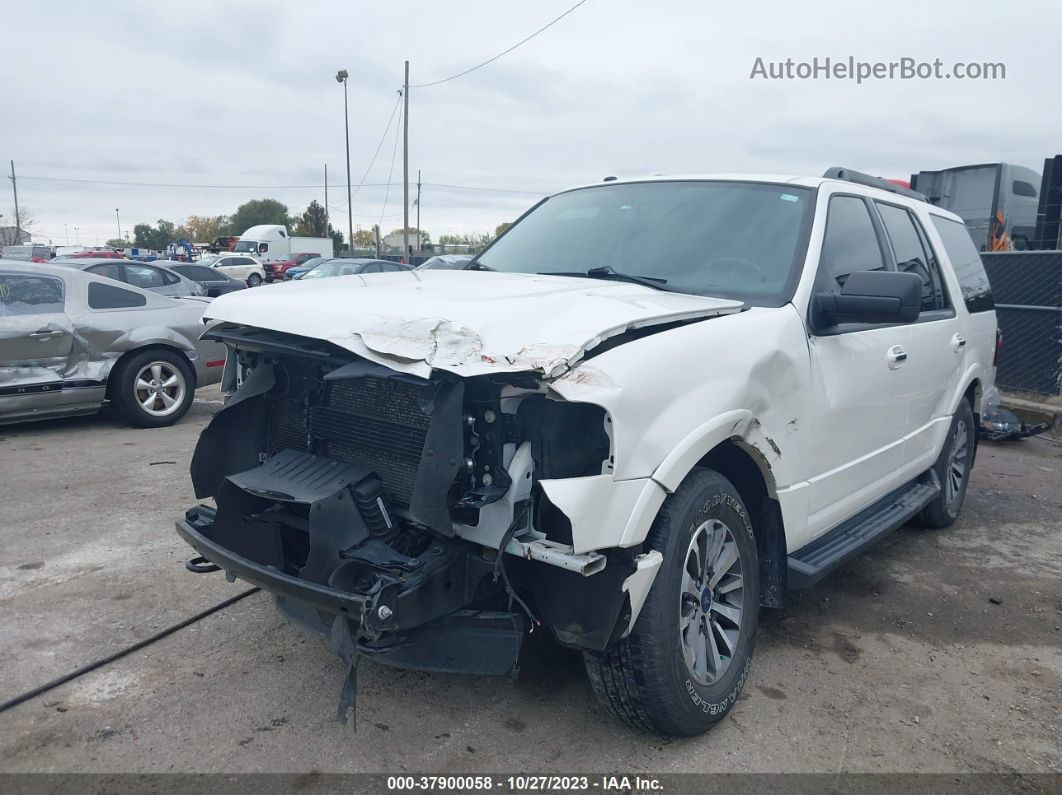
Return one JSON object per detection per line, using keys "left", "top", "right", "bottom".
{"left": 981, "top": 251, "right": 1062, "bottom": 397}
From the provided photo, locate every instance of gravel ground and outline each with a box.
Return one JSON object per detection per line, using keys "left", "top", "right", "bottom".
{"left": 1, "top": 388, "right": 1060, "bottom": 775}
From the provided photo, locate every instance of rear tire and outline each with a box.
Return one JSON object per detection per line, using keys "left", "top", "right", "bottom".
{"left": 247, "top": 273, "right": 262, "bottom": 287}
{"left": 110, "top": 349, "right": 195, "bottom": 428}
{"left": 584, "top": 468, "right": 759, "bottom": 736}
{"left": 918, "top": 399, "right": 976, "bottom": 528}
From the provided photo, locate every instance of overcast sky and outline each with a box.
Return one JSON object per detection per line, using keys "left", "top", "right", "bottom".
{"left": 3, "top": 0, "right": 1059, "bottom": 246}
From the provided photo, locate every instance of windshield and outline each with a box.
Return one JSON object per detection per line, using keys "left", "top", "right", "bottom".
{"left": 233, "top": 240, "right": 257, "bottom": 253}
{"left": 301, "top": 260, "right": 361, "bottom": 279}
{"left": 476, "top": 181, "right": 814, "bottom": 305}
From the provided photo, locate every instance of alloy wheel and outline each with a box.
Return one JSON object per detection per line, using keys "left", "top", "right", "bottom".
{"left": 134, "top": 362, "right": 186, "bottom": 417}
{"left": 679, "top": 518, "right": 745, "bottom": 686}
{"left": 945, "top": 418, "right": 970, "bottom": 510}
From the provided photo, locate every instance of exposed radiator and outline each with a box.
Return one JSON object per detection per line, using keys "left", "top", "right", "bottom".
{"left": 267, "top": 361, "right": 430, "bottom": 506}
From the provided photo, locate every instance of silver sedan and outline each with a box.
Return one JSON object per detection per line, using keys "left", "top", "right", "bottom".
{"left": 51, "top": 257, "right": 205, "bottom": 298}
{"left": 0, "top": 261, "right": 226, "bottom": 427}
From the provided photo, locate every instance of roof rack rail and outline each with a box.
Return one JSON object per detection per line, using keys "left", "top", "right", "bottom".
{"left": 823, "top": 167, "right": 928, "bottom": 202}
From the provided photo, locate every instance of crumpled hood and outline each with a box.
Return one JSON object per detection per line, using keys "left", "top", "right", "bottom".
{"left": 204, "top": 270, "right": 742, "bottom": 378}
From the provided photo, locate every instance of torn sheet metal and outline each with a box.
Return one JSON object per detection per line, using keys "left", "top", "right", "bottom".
{"left": 202, "top": 270, "right": 742, "bottom": 379}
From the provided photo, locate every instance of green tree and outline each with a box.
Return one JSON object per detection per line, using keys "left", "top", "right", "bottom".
{"left": 494, "top": 222, "right": 511, "bottom": 237}
{"left": 105, "top": 238, "right": 129, "bottom": 248}
{"left": 226, "top": 199, "right": 291, "bottom": 235}
{"left": 329, "top": 225, "right": 345, "bottom": 254}
{"left": 294, "top": 200, "right": 328, "bottom": 238}
{"left": 133, "top": 220, "right": 176, "bottom": 250}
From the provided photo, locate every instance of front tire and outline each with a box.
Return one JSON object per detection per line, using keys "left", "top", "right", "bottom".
{"left": 918, "top": 399, "right": 976, "bottom": 528}
{"left": 110, "top": 350, "right": 194, "bottom": 428}
{"left": 584, "top": 468, "right": 759, "bottom": 735}
{"left": 247, "top": 273, "right": 262, "bottom": 287}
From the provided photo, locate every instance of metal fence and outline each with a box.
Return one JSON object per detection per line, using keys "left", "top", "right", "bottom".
{"left": 981, "top": 251, "right": 1062, "bottom": 396}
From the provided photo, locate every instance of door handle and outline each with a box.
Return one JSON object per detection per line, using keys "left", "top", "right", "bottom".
{"left": 887, "top": 345, "right": 907, "bottom": 369}
{"left": 951, "top": 334, "right": 967, "bottom": 352}
{"left": 29, "top": 329, "right": 64, "bottom": 339}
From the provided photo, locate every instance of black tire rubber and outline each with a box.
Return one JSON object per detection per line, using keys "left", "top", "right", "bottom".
{"left": 918, "top": 398, "right": 976, "bottom": 528}
{"left": 583, "top": 467, "right": 759, "bottom": 736}
{"left": 110, "top": 349, "right": 195, "bottom": 428}
{"left": 247, "top": 273, "right": 262, "bottom": 287}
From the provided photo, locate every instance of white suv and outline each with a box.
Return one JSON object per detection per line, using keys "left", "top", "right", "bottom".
{"left": 206, "top": 254, "right": 266, "bottom": 287}
{"left": 177, "top": 169, "right": 997, "bottom": 736}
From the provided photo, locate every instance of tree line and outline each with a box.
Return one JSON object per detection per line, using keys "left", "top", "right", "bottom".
{"left": 125, "top": 199, "right": 511, "bottom": 253}
{"left": 130, "top": 199, "right": 343, "bottom": 251}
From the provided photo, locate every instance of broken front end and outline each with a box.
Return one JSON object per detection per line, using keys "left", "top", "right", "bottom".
{"left": 176, "top": 325, "right": 649, "bottom": 706}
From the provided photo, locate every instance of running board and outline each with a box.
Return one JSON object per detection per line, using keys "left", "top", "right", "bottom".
{"left": 787, "top": 471, "right": 940, "bottom": 589}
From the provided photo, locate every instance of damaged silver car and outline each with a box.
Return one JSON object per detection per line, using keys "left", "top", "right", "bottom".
{"left": 177, "top": 173, "right": 996, "bottom": 735}
{"left": 0, "top": 261, "right": 226, "bottom": 426}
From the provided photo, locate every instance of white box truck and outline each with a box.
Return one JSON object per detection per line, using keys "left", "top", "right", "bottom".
{"left": 232, "top": 225, "right": 333, "bottom": 264}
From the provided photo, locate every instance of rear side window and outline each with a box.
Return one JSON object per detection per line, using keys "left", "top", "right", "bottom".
{"left": 124, "top": 264, "right": 166, "bottom": 289}
{"left": 0, "top": 274, "right": 65, "bottom": 315}
{"left": 87, "top": 262, "right": 122, "bottom": 280}
{"left": 931, "top": 216, "right": 994, "bottom": 313}
{"left": 88, "top": 281, "right": 147, "bottom": 309}
{"left": 876, "top": 203, "right": 948, "bottom": 312}
{"left": 818, "top": 196, "right": 886, "bottom": 293}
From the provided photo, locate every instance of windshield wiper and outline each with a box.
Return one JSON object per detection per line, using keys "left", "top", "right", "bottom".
{"left": 540, "top": 265, "right": 680, "bottom": 293}
{"left": 466, "top": 261, "right": 494, "bottom": 271}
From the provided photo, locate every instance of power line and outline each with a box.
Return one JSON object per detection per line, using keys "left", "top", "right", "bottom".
{"left": 378, "top": 96, "right": 404, "bottom": 226}
{"left": 410, "top": 0, "right": 590, "bottom": 88}
{"left": 350, "top": 93, "right": 403, "bottom": 206}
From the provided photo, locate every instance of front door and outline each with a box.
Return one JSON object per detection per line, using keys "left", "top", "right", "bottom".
{"left": 0, "top": 271, "right": 75, "bottom": 416}
{"left": 804, "top": 195, "right": 914, "bottom": 539}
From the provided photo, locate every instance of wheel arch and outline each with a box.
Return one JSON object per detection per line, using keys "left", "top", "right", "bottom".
{"left": 105, "top": 343, "right": 198, "bottom": 399}
{"left": 695, "top": 441, "right": 788, "bottom": 609}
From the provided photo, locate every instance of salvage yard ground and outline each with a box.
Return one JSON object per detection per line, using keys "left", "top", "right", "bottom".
{"left": 1, "top": 388, "right": 1060, "bottom": 774}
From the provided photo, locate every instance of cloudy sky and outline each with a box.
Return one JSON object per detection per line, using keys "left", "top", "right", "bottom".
{"left": 3, "top": 0, "right": 1059, "bottom": 246}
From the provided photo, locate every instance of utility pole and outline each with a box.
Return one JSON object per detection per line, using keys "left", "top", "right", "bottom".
{"left": 65, "top": 224, "right": 68, "bottom": 245}
{"left": 373, "top": 224, "right": 381, "bottom": 258}
{"left": 9, "top": 161, "right": 21, "bottom": 242}
{"left": 415, "top": 169, "right": 422, "bottom": 254}
{"left": 324, "top": 164, "right": 329, "bottom": 235}
{"left": 402, "top": 60, "right": 410, "bottom": 262}
{"left": 115, "top": 208, "right": 122, "bottom": 243}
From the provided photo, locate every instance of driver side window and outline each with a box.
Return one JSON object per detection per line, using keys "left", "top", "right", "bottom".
{"left": 818, "top": 196, "right": 886, "bottom": 294}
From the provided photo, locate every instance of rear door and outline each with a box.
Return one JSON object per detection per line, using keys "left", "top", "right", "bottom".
{"left": 874, "top": 201, "right": 963, "bottom": 476}
{"left": 0, "top": 271, "right": 75, "bottom": 413}
{"left": 804, "top": 194, "right": 913, "bottom": 537}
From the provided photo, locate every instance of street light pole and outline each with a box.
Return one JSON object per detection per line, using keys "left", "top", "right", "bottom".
{"left": 74, "top": 227, "right": 79, "bottom": 244}
{"left": 115, "top": 208, "right": 122, "bottom": 244}
{"left": 336, "top": 69, "right": 354, "bottom": 256}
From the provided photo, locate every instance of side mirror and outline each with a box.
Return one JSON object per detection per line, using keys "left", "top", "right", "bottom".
{"left": 206, "top": 287, "right": 221, "bottom": 297}
{"left": 814, "top": 270, "right": 922, "bottom": 327}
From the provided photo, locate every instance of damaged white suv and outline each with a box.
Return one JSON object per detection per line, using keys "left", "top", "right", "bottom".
{"left": 177, "top": 169, "right": 998, "bottom": 736}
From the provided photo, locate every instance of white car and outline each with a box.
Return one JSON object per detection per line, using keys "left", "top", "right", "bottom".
{"left": 176, "top": 169, "right": 998, "bottom": 736}
{"left": 207, "top": 254, "right": 266, "bottom": 287}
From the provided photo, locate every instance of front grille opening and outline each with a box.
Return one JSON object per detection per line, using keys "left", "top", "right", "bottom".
{"left": 265, "top": 357, "right": 432, "bottom": 508}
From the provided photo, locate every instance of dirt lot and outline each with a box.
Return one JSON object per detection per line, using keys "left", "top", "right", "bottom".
{"left": 1, "top": 388, "right": 1060, "bottom": 775}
